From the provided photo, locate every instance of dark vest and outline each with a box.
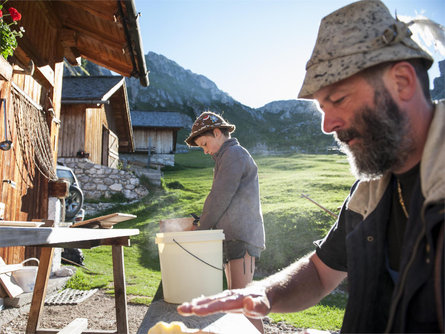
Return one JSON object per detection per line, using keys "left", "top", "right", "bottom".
{"left": 341, "top": 179, "right": 443, "bottom": 333}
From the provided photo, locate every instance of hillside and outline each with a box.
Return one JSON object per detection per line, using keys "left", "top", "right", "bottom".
{"left": 64, "top": 53, "right": 338, "bottom": 152}
{"left": 124, "top": 52, "right": 335, "bottom": 152}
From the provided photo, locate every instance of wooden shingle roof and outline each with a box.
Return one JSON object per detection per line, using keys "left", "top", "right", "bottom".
{"left": 131, "top": 111, "right": 191, "bottom": 128}
{"left": 62, "top": 76, "right": 125, "bottom": 101}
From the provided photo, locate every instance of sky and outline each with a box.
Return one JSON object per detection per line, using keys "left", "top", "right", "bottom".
{"left": 134, "top": 0, "right": 445, "bottom": 108}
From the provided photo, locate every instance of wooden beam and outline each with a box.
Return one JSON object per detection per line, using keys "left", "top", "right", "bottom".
{"left": 81, "top": 51, "right": 132, "bottom": 77}
{"left": 48, "top": 179, "right": 69, "bottom": 199}
{"left": 60, "top": 28, "right": 77, "bottom": 48}
{"left": 64, "top": 48, "right": 82, "bottom": 66}
{"left": 63, "top": 21, "right": 126, "bottom": 50}
{"left": 36, "top": 0, "right": 63, "bottom": 30}
{"left": 36, "top": 65, "right": 55, "bottom": 88}
{"left": 59, "top": 0, "right": 121, "bottom": 24}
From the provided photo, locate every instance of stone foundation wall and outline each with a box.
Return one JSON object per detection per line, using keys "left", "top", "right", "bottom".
{"left": 120, "top": 153, "right": 175, "bottom": 167}
{"left": 58, "top": 158, "right": 149, "bottom": 200}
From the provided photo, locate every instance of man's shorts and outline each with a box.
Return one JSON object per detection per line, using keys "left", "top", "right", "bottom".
{"left": 223, "top": 240, "right": 262, "bottom": 263}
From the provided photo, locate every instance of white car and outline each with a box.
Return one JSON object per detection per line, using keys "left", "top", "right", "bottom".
{"left": 56, "top": 164, "right": 85, "bottom": 223}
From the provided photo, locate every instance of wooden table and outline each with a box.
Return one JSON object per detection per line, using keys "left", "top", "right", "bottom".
{"left": 137, "top": 300, "right": 260, "bottom": 334}
{"left": 0, "top": 226, "right": 139, "bottom": 334}
{"left": 137, "top": 283, "right": 260, "bottom": 334}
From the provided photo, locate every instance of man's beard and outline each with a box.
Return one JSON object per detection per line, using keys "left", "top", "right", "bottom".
{"left": 334, "top": 88, "right": 414, "bottom": 180}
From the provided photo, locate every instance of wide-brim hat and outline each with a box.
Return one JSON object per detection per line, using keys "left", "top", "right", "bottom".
{"left": 185, "top": 111, "right": 236, "bottom": 147}
{"left": 298, "top": 0, "right": 433, "bottom": 99}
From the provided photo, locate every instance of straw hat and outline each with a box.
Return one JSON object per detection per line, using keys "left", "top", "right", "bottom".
{"left": 298, "top": 0, "right": 433, "bottom": 99}
{"left": 185, "top": 112, "right": 236, "bottom": 147}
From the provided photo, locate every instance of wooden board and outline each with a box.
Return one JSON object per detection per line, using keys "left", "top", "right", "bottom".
{"left": 0, "top": 227, "right": 139, "bottom": 248}
{"left": 70, "top": 213, "right": 137, "bottom": 229}
{"left": 0, "top": 263, "right": 23, "bottom": 274}
{"left": 0, "top": 258, "right": 23, "bottom": 298}
{"left": 58, "top": 318, "right": 88, "bottom": 334}
{"left": 0, "top": 221, "right": 44, "bottom": 227}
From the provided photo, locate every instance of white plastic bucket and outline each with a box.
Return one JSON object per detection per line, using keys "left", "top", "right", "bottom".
{"left": 155, "top": 229, "right": 225, "bottom": 304}
{"left": 12, "top": 258, "right": 40, "bottom": 293}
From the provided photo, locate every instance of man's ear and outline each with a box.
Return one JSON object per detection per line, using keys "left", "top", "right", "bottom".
{"left": 387, "top": 61, "right": 417, "bottom": 101}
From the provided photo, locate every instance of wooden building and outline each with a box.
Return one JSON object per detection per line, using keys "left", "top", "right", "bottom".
{"left": 59, "top": 76, "right": 134, "bottom": 168}
{"left": 0, "top": 0, "right": 148, "bottom": 264}
{"left": 130, "top": 111, "right": 188, "bottom": 154}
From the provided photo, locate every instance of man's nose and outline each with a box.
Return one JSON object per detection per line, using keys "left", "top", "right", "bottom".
{"left": 322, "top": 108, "right": 345, "bottom": 134}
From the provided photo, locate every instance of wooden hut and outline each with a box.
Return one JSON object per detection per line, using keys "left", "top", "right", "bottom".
{"left": 59, "top": 76, "right": 134, "bottom": 168}
{"left": 128, "top": 111, "right": 191, "bottom": 167}
{"left": 0, "top": 0, "right": 148, "bottom": 265}
{"left": 131, "top": 111, "right": 188, "bottom": 154}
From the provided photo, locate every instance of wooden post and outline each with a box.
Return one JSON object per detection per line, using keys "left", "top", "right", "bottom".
{"left": 26, "top": 247, "right": 54, "bottom": 334}
{"left": 112, "top": 245, "right": 129, "bottom": 334}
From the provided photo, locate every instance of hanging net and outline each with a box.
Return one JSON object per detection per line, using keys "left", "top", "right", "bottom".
{"left": 11, "top": 84, "right": 57, "bottom": 185}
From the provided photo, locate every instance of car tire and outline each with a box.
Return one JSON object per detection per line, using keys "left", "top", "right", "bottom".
{"left": 65, "top": 184, "right": 84, "bottom": 219}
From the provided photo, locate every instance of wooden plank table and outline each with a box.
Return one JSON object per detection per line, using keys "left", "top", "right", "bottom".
{"left": 137, "top": 300, "right": 260, "bottom": 334}
{"left": 0, "top": 226, "right": 139, "bottom": 334}
{"left": 138, "top": 283, "right": 260, "bottom": 334}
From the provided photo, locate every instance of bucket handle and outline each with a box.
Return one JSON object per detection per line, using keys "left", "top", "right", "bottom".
{"left": 173, "top": 239, "right": 223, "bottom": 271}
{"left": 20, "top": 258, "right": 40, "bottom": 266}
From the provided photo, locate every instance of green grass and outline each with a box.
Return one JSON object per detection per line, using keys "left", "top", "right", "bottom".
{"left": 66, "top": 151, "right": 354, "bottom": 329}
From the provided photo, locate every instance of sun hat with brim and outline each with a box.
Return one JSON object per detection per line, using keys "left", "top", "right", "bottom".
{"left": 298, "top": 0, "right": 433, "bottom": 99}
{"left": 185, "top": 112, "right": 236, "bottom": 147}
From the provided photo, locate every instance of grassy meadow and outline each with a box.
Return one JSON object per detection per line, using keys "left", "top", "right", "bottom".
{"left": 68, "top": 150, "right": 355, "bottom": 331}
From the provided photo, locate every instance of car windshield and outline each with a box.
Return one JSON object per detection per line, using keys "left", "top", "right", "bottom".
{"left": 56, "top": 169, "right": 75, "bottom": 185}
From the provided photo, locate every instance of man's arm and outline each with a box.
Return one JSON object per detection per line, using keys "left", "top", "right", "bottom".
{"left": 263, "top": 252, "right": 346, "bottom": 313}
{"left": 178, "top": 252, "right": 346, "bottom": 317}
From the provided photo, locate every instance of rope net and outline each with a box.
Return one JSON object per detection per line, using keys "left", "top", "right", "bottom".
{"left": 11, "top": 86, "right": 57, "bottom": 185}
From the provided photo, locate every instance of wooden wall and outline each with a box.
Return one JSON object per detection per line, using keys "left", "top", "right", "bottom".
{"left": 0, "top": 0, "right": 64, "bottom": 264}
{"left": 0, "top": 60, "right": 64, "bottom": 264}
{"left": 58, "top": 104, "right": 111, "bottom": 166}
{"left": 85, "top": 106, "right": 109, "bottom": 164}
{"left": 58, "top": 104, "right": 86, "bottom": 158}
{"left": 133, "top": 128, "right": 175, "bottom": 154}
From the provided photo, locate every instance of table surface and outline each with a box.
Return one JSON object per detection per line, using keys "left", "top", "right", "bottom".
{"left": 0, "top": 226, "right": 139, "bottom": 248}
{"left": 0, "top": 218, "right": 139, "bottom": 334}
{"left": 137, "top": 299, "right": 260, "bottom": 334}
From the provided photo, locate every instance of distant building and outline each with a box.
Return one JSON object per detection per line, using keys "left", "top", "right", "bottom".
{"left": 59, "top": 76, "right": 134, "bottom": 168}
{"left": 127, "top": 111, "right": 191, "bottom": 166}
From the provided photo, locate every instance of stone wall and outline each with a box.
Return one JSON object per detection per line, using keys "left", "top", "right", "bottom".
{"left": 120, "top": 153, "right": 175, "bottom": 167}
{"left": 58, "top": 158, "right": 149, "bottom": 200}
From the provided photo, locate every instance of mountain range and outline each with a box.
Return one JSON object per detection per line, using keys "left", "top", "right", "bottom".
{"left": 64, "top": 53, "right": 445, "bottom": 152}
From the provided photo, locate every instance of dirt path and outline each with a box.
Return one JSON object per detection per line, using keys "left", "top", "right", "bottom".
{"left": 0, "top": 289, "right": 300, "bottom": 333}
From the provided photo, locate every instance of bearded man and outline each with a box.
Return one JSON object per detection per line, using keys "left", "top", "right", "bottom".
{"left": 177, "top": 1, "right": 444, "bottom": 333}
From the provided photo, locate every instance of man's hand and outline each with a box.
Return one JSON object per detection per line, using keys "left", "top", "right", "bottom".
{"left": 177, "top": 287, "right": 271, "bottom": 319}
